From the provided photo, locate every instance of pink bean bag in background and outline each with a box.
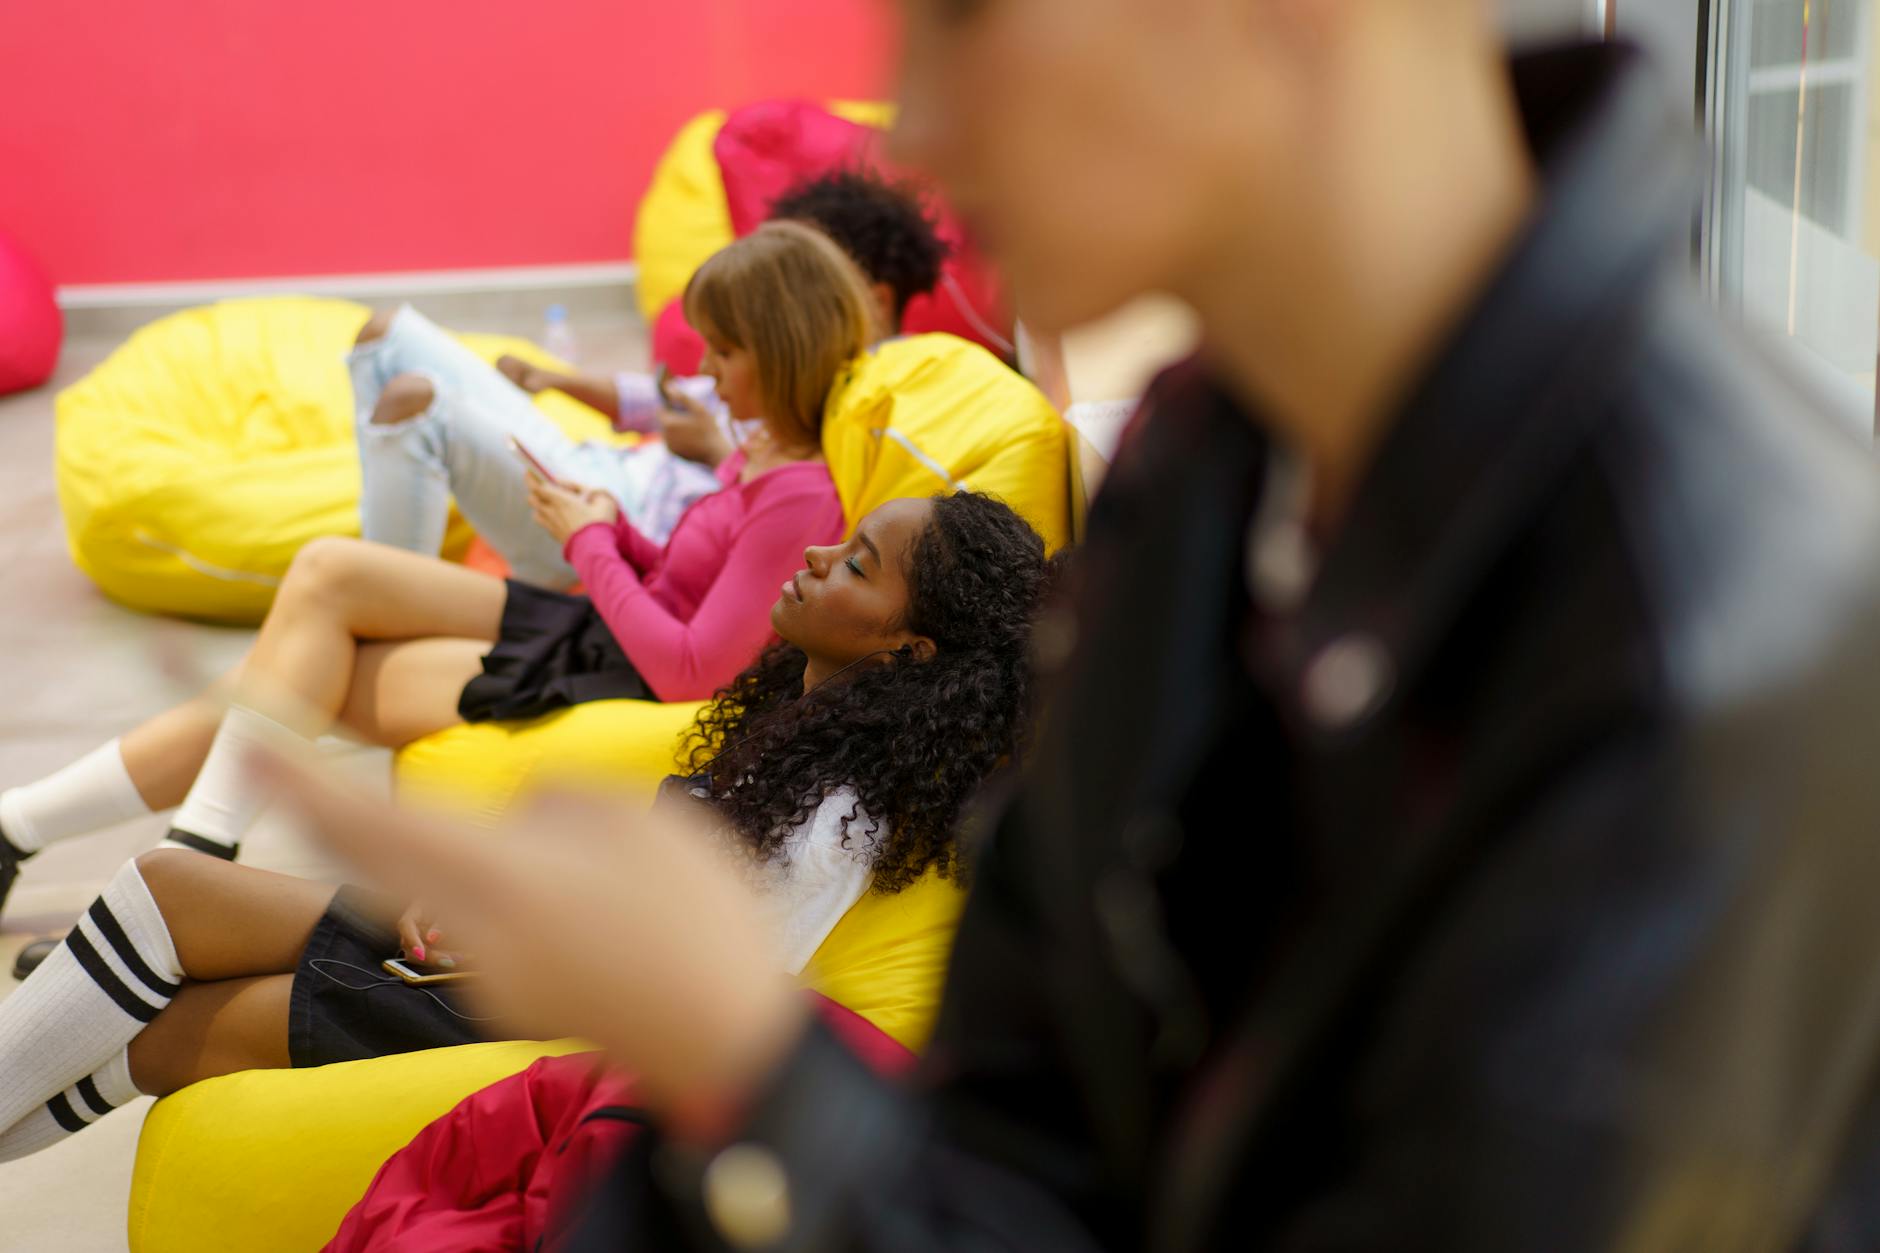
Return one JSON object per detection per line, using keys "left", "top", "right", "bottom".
{"left": 0, "top": 230, "right": 61, "bottom": 395}
{"left": 650, "top": 296, "right": 707, "bottom": 377}
{"left": 715, "top": 100, "right": 877, "bottom": 235}
{"left": 651, "top": 99, "right": 1013, "bottom": 377}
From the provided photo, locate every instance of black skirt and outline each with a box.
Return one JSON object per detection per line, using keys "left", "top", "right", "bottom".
{"left": 458, "top": 580, "right": 653, "bottom": 723}
{"left": 288, "top": 885, "right": 496, "bottom": 1069}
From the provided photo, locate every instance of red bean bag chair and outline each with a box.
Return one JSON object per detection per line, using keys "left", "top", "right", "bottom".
{"left": 644, "top": 100, "right": 1011, "bottom": 376}
{"left": 0, "top": 230, "right": 61, "bottom": 395}
{"left": 324, "top": 994, "right": 914, "bottom": 1252}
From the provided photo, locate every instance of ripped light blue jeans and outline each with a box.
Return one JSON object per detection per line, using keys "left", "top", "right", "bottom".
{"left": 349, "top": 305, "right": 648, "bottom": 588}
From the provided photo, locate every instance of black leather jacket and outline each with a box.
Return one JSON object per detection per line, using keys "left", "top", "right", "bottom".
{"left": 579, "top": 43, "right": 1880, "bottom": 1253}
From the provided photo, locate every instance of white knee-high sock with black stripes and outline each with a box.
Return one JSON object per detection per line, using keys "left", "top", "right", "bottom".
{"left": 0, "top": 860, "right": 181, "bottom": 1132}
{"left": 0, "top": 1049, "right": 143, "bottom": 1163}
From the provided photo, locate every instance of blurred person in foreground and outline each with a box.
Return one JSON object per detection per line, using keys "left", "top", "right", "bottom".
{"left": 269, "top": 0, "right": 1880, "bottom": 1249}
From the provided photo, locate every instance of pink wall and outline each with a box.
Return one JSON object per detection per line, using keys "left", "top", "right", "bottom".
{"left": 0, "top": 0, "right": 896, "bottom": 287}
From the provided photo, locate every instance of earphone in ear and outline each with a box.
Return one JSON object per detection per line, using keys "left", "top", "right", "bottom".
{"left": 894, "top": 644, "right": 915, "bottom": 658}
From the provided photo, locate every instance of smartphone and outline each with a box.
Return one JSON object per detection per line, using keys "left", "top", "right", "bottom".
{"left": 508, "top": 436, "right": 564, "bottom": 488}
{"left": 383, "top": 957, "right": 480, "bottom": 986}
{"left": 654, "top": 362, "right": 678, "bottom": 409}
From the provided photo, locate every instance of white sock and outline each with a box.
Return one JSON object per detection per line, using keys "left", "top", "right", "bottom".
{"left": 165, "top": 705, "right": 303, "bottom": 856}
{"left": 0, "top": 1049, "right": 142, "bottom": 1164}
{"left": 0, "top": 860, "right": 182, "bottom": 1132}
{"left": 0, "top": 739, "right": 150, "bottom": 855}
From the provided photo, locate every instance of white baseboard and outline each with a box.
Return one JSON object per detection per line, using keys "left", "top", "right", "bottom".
{"left": 56, "top": 261, "right": 638, "bottom": 308}
{"left": 55, "top": 262, "right": 645, "bottom": 339}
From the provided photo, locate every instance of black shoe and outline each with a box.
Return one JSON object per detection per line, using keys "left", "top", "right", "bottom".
{"left": 11, "top": 935, "right": 59, "bottom": 981}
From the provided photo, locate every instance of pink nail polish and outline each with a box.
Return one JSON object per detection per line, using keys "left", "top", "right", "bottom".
{"left": 411, "top": 945, "right": 425, "bottom": 962}
{"left": 426, "top": 928, "right": 441, "bottom": 944}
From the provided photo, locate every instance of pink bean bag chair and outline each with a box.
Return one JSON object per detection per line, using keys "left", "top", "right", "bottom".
{"left": 649, "top": 100, "right": 1011, "bottom": 376}
{"left": 0, "top": 231, "right": 61, "bottom": 395}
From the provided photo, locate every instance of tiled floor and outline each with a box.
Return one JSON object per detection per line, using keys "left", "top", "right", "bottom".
{"left": 0, "top": 292, "right": 1192, "bottom": 1252}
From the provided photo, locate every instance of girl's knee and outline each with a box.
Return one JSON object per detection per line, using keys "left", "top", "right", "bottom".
{"left": 370, "top": 372, "right": 436, "bottom": 426}
{"left": 133, "top": 846, "right": 210, "bottom": 909}
{"left": 281, "top": 535, "right": 370, "bottom": 605}
{"left": 354, "top": 307, "right": 395, "bottom": 346}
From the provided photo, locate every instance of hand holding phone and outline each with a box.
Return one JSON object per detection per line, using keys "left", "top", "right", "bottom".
{"left": 654, "top": 363, "right": 677, "bottom": 409}
{"left": 659, "top": 393, "right": 736, "bottom": 469}
{"left": 383, "top": 957, "right": 480, "bottom": 986}
{"left": 508, "top": 436, "right": 563, "bottom": 488}
{"left": 527, "top": 470, "right": 619, "bottom": 543}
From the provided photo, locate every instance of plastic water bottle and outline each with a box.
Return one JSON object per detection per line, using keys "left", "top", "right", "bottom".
{"left": 542, "top": 303, "right": 578, "bottom": 365}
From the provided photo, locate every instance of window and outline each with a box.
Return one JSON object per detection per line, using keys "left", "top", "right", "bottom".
{"left": 1702, "top": 0, "right": 1880, "bottom": 434}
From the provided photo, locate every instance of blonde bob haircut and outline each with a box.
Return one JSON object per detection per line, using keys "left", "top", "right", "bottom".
{"left": 683, "top": 220, "right": 881, "bottom": 450}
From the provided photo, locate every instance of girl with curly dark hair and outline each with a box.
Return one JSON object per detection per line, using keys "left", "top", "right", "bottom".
{"left": 0, "top": 492, "right": 1052, "bottom": 1159}
{"left": 682, "top": 489, "right": 1047, "bottom": 895}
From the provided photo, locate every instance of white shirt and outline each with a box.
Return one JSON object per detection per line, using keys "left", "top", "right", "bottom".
{"left": 723, "top": 786, "right": 876, "bottom": 975}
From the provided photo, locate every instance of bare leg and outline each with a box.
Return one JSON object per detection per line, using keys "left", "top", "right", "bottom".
{"left": 121, "top": 848, "right": 345, "bottom": 1093}
{"left": 103, "top": 539, "right": 505, "bottom": 810}
{"left": 128, "top": 975, "right": 294, "bottom": 1095}
{"left": 136, "top": 848, "right": 337, "bottom": 980}
{"left": 115, "top": 694, "right": 223, "bottom": 812}
{"left": 246, "top": 537, "right": 505, "bottom": 732}
{"left": 337, "top": 638, "right": 491, "bottom": 747}
{"left": 123, "top": 636, "right": 489, "bottom": 796}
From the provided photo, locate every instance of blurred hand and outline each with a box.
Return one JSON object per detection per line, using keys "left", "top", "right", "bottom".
{"left": 252, "top": 752, "right": 808, "bottom": 1137}
{"left": 529, "top": 476, "right": 619, "bottom": 544}
{"left": 497, "top": 354, "right": 544, "bottom": 394}
{"left": 659, "top": 391, "right": 736, "bottom": 468}
{"left": 1016, "top": 321, "right": 1072, "bottom": 413}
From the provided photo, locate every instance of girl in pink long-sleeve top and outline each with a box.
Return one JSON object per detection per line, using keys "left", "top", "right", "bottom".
{"left": 0, "top": 224, "right": 875, "bottom": 901}
{"left": 539, "top": 452, "right": 844, "bottom": 702}
{"left": 476, "top": 221, "right": 864, "bottom": 711}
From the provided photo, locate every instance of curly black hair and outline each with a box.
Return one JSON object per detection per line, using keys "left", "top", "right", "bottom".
{"left": 681, "top": 492, "right": 1052, "bottom": 893}
{"left": 768, "top": 169, "right": 950, "bottom": 325}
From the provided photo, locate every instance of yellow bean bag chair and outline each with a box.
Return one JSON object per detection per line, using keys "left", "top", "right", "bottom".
{"left": 55, "top": 297, "right": 615, "bottom": 625}
{"left": 128, "top": 1040, "right": 589, "bottom": 1253}
{"left": 630, "top": 109, "right": 734, "bottom": 328}
{"left": 823, "top": 333, "right": 1070, "bottom": 549}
